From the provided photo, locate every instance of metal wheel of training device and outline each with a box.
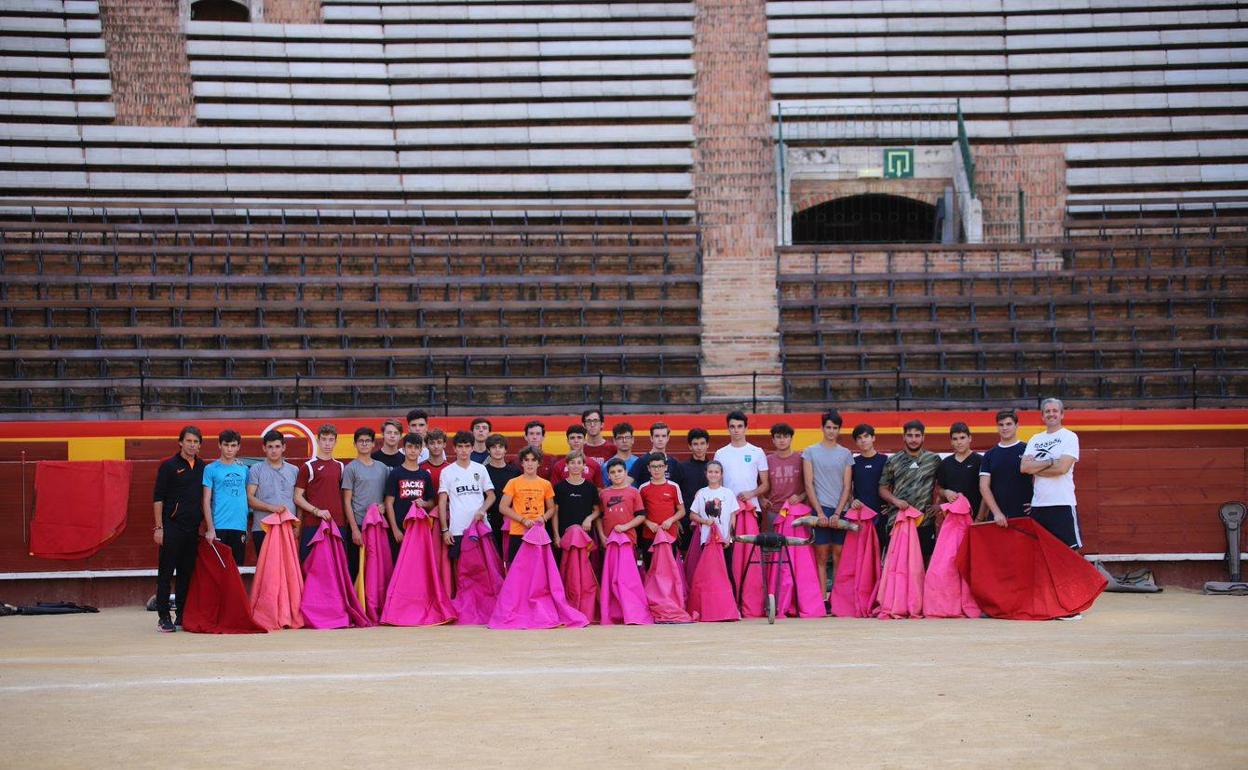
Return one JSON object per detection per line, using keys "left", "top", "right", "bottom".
{"left": 766, "top": 593, "right": 776, "bottom": 624}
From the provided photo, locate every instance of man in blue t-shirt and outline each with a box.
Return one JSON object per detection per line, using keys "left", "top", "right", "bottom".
{"left": 202, "top": 429, "right": 250, "bottom": 567}
{"left": 849, "top": 424, "right": 889, "bottom": 549}
{"left": 978, "top": 408, "right": 1033, "bottom": 525}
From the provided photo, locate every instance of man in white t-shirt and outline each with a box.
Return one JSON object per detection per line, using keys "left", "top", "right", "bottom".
{"left": 438, "top": 431, "right": 496, "bottom": 565}
{"left": 1021, "top": 398, "right": 1082, "bottom": 549}
{"left": 713, "top": 410, "right": 770, "bottom": 513}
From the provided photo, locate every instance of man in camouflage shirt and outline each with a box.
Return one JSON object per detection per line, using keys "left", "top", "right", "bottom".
{"left": 878, "top": 419, "right": 942, "bottom": 565}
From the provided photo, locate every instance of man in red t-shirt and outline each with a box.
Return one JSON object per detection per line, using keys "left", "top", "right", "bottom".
{"left": 637, "top": 452, "right": 685, "bottom": 566}
{"left": 294, "top": 424, "right": 347, "bottom": 562}
{"left": 512, "top": 420, "right": 555, "bottom": 480}
{"left": 764, "top": 422, "right": 807, "bottom": 526}
{"left": 597, "top": 458, "right": 646, "bottom": 547}
{"left": 581, "top": 408, "right": 616, "bottom": 463}
{"left": 420, "top": 428, "right": 450, "bottom": 493}
{"left": 551, "top": 424, "right": 603, "bottom": 486}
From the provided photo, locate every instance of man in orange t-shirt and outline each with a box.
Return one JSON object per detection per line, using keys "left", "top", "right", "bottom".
{"left": 500, "top": 446, "right": 555, "bottom": 564}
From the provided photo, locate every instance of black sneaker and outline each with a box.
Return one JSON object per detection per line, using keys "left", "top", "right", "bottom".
{"left": 157, "top": 616, "right": 176, "bottom": 633}
{"left": 174, "top": 616, "right": 184, "bottom": 631}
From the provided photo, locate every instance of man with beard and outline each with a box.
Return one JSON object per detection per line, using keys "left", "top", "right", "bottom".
{"left": 877, "top": 419, "right": 942, "bottom": 565}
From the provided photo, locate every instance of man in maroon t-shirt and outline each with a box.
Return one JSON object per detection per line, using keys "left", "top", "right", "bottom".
{"left": 512, "top": 419, "right": 555, "bottom": 480}
{"left": 551, "top": 424, "right": 604, "bottom": 486}
{"left": 580, "top": 408, "right": 616, "bottom": 463}
{"left": 294, "top": 424, "right": 347, "bottom": 561}
{"left": 763, "top": 423, "right": 806, "bottom": 527}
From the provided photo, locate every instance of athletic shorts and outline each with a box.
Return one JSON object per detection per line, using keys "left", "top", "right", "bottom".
{"left": 1029, "top": 505, "right": 1082, "bottom": 549}
{"left": 812, "top": 506, "right": 848, "bottom": 546}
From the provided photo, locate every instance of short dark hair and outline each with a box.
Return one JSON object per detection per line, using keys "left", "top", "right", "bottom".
{"left": 262, "top": 429, "right": 285, "bottom": 445}
{"left": 517, "top": 446, "right": 541, "bottom": 462}
{"left": 649, "top": 421, "right": 669, "bottom": 435}
{"left": 902, "top": 419, "right": 926, "bottom": 434}
{"left": 485, "top": 433, "right": 507, "bottom": 449}
{"left": 851, "top": 423, "right": 875, "bottom": 440}
{"left": 770, "top": 422, "right": 795, "bottom": 437}
{"left": 354, "top": 427, "right": 375, "bottom": 442}
{"left": 178, "top": 425, "right": 203, "bottom": 442}
{"left": 821, "top": 409, "right": 843, "bottom": 428}
{"left": 317, "top": 423, "right": 337, "bottom": 438}
{"left": 604, "top": 457, "right": 626, "bottom": 474}
{"left": 452, "top": 430, "right": 473, "bottom": 446}
{"left": 612, "top": 422, "right": 634, "bottom": 438}
{"left": 219, "top": 429, "right": 241, "bottom": 445}
{"left": 470, "top": 417, "right": 491, "bottom": 430}
{"left": 643, "top": 453, "right": 667, "bottom": 469}
{"left": 426, "top": 428, "right": 446, "bottom": 443}
{"left": 523, "top": 420, "right": 545, "bottom": 436}
{"left": 726, "top": 410, "right": 748, "bottom": 427}
{"left": 995, "top": 409, "right": 1018, "bottom": 424}
{"left": 566, "top": 424, "right": 587, "bottom": 438}
{"left": 949, "top": 422, "right": 971, "bottom": 437}
{"left": 580, "top": 408, "right": 603, "bottom": 423}
{"left": 406, "top": 409, "right": 428, "bottom": 423}
{"left": 403, "top": 433, "right": 424, "bottom": 448}
{"left": 687, "top": 427, "right": 710, "bottom": 444}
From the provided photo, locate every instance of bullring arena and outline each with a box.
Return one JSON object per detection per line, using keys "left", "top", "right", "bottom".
{"left": 1, "top": 0, "right": 1247, "bottom": 767}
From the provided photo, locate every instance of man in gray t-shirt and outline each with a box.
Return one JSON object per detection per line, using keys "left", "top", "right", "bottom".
{"left": 246, "top": 432, "right": 299, "bottom": 560}
{"left": 342, "top": 457, "right": 391, "bottom": 528}
{"left": 800, "top": 411, "right": 855, "bottom": 597}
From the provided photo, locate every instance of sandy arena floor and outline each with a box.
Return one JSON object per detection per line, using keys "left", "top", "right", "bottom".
{"left": 1, "top": 591, "right": 1245, "bottom": 769}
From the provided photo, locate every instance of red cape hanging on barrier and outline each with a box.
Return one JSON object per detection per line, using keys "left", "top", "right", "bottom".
{"left": 686, "top": 526, "right": 740, "bottom": 622}
{"left": 830, "top": 504, "right": 881, "bottom": 618}
{"left": 732, "top": 500, "right": 766, "bottom": 618}
{"left": 923, "top": 495, "right": 981, "bottom": 619}
{"left": 559, "top": 525, "right": 600, "bottom": 624}
{"left": 600, "top": 530, "right": 654, "bottom": 625}
{"left": 250, "top": 509, "right": 304, "bottom": 630}
{"left": 488, "top": 524, "right": 588, "bottom": 630}
{"left": 302, "top": 520, "right": 372, "bottom": 629}
{"left": 182, "top": 538, "right": 265, "bottom": 634}
{"left": 644, "top": 528, "right": 691, "bottom": 623}
{"left": 956, "top": 517, "right": 1107, "bottom": 620}
{"left": 771, "top": 503, "right": 826, "bottom": 619}
{"left": 355, "top": 504, "right": 395, "bottom": 625}
{"left": 872, "top": 506, "right": 925, "bottom": 619}
{"left": 30, "top": 460, "right": 133, "bottom": 560}
{"left": 453, "top": 520, "right": 505, "bottom": 625}
{"left": 382, "top": 508, "right": 456, "bottom": 627}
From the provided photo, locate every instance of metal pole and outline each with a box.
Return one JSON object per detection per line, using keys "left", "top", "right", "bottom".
{"left": 752, "top": 371, "right": 758, "bottom": 414}
{"left": 443, "top": 373, "right": 450, "bottom": 417}
{"left": 294, "top": 373, "right": 301, "bottom": 419}
{"left": 597, "top": 371, "right": 604, "bottom": 416}
{"left": 895, "top": 368, "right": 901, "bottom": 412}
{"left": 1036, "top": 370, "right": 1042, "bottom": 410}
{"left": 1192, "top": 366, "right": 1198, "bottom": 409}
{"left": 139, "top": 373, "right": 145, "bottom": 421}
{"left": 1018, "top": 189, "right": 1026, "bottom": 242}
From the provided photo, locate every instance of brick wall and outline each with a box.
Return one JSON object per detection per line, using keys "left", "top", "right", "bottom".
{"left": 265, "top": 0, "right": 321, "bottom": 23}
{"left": 97, "top": 0, "right": 196, "bottom": 126}
{"left": 975, "top": 143, "right": 1067, "bottom": 243}
{"left": 692, "top": 0, "right": 782, "bottom": 406}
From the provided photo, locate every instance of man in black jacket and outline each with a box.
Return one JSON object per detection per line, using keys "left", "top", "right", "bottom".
{"left": 152, "top": 426, "right": 205, "bottom": 632}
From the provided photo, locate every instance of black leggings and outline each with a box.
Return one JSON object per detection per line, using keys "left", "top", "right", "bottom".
{"left": 155, "top": 525, "right": 198, "bottom": 617}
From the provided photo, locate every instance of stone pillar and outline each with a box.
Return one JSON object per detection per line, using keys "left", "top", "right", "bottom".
{"left": 691, "top": 0, "right": 782, "bottom": 409}
{"left": 97, "top": 0, "right": 196, "bottom": 126}
{"left": 264, "top": 0, "right": 321, "bottom": 24}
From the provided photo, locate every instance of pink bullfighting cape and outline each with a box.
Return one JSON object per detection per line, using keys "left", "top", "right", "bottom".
{"left": 770, "top": 503, "right": 826, "bottom": 618}
{"left": 686, "top": 526, "right": 740, "bottom": 622}
{"left": 183, "top": 538, "right": 266, "bottom": 634}
{"left": 600, "top": 530, "right": 654, "bottom": 625}
{"left": 250, "top": 509, "right": 304, "bottom": 630}
{"left": 302, "top": 520, "right": 371, "bottom": 629}
{"left": 355, "top": 504, "right": 395, "bottom": 625}
{"left": 558, "top": 525, "right": 600, "bottom": 623}
{"left": 488, "top": 524, "right": 589, "bottom": 630}
{"left": 872, "top": 505, "right": 925, "bottom": 619}
{"left": 453, "top": 520, "right": 505, "bottom": 625}
{"left": 731, "top": 500, "right": 766, "bottom": 618}
{"left": 382, "top": 507, "right": 456, "bottom": 626}
{"left": 923, "top": 495, "right": 981, "bottom": 618}
{"left": 830, "top": 504, "right": 882, "bottom": 618}
{"left": 644, "top": 528, "right": 692, "bottom": 623}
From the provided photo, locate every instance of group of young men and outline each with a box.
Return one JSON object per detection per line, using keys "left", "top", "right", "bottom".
{"left": 151, "top": 401, "right": 1082, "bottom": 632}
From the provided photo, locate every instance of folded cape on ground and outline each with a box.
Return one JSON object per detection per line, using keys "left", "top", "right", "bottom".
{"left": 644, "top": 528, "right": 691, "bottom": 623}
{"left": 923, "top": 495, "right": 981, "bottom": 618}
{"left": 600, "top": 530, "right": 654, "bottom": 625}
{"left": 382, "top": 508, "right": 456, "bottom": 627}
{"left": 356, "top": 504, "right": 394, "bottom": 625}
{"left": 687, "top": 526, "right": 739, "bottom": 622}
{"left": 830, "top": 504, "right": 882, "bottom": 618}
{"left": 488, "top": 524, "right": 588, "bottom": 630}
{"left": 957, "top": 517, "right": 1107, "bottom": 620}
{"left": 302, "top": 520, "right": 371, "bottom": 629}
{"left": 183, "top": 538, "right": 265, "bottom": 634}
{"left": 453, "top": 520, "right": 505, "bottom": 625}
{"left": 873, "top": 506, "right": 925, "bottom": 619}
{"left": 30, "top": 460, "right": 132, "bottom": 560}
{"left": 250, "top": 509, "right": 304, "bottom": 630}
{"left": 771, "top": 503, "right": 826, "bottom": 619}
{"left": 558, "top": 525, "right": 599, "bottom": 623}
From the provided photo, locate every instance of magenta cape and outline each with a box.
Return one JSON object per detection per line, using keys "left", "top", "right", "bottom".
{"left": 731, "top": 501, "right": 766, "bottom": 618}
{"left": 453, "top": 520, "right": 505, "bottom": 625}
{"left": 644, "top": 528, "right": 691, "bottom": 623}
{"left": 301, "top": 520, "right": 372, "bottom": 629}
{"left": 600, "top": 530, "right": 655, "bottom": 625}
{"left": 381, "top": 508, "right": 456, "bottom": 626}
{"left": 830, "top": 504, "right": 882, "bottom": 618}
{"left": 683, "top": 524, "right": 703, "bottom": 586}
{"left": 770, "top": 503, "right": 826, "bottom": 618}
{"left": 923, "top": 495, "right": 982, "bottom": 618}
{"left": 957, "top": 517, "right": 1106, "bottom": 620}
{"left": 558, "top": 526, "right": 600, "bottom": 623}
{"left": 686, "top": 526, "right": 739, "bottom": 622}
{"left": 183, "top": 539, "right": 266, "bottom": 634}
{"left": 250, "top": 509, "right": 305, "bottom": 630}
{"left": 872, "top": 506, "right": 925, "bottom": 619}
{"left": 488, "top": 524, "right": 589, "bottom": 630}
{"left": 357, "top": 504, "right": 395, "bottom": 625}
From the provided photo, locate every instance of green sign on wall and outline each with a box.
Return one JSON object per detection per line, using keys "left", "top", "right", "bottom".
{"left": 883, "top": 148, "right": 914, "bottom": 178}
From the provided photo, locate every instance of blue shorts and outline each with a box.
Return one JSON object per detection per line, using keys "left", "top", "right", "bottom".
{"left": 812, "top": 505, "right": 847, "bottom": 546}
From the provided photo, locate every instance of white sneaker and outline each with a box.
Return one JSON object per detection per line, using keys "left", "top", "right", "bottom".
{"left": 1054, "top": 613, "right": 1083, "bottom": 621}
